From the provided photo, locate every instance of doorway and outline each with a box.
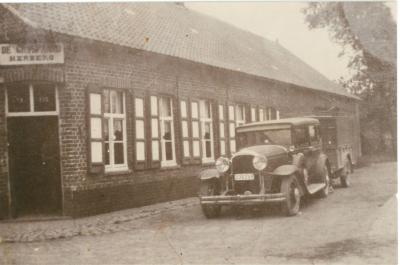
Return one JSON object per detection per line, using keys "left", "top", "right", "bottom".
{"left": 8, "top": 116, "right": 62, "bottom": 217}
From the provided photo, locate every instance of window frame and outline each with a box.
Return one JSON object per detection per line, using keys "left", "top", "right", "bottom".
{"left": 159, "top": 96, "right": 177, "bottom": 167}
{"left": 5, "top": 83, "right": 59, "bottom": 117}
{"left": 199, "top": 99, "right": 214, "bottom": 163}
{"left": 103, "top": 89, "right": 128, "bottom": 172}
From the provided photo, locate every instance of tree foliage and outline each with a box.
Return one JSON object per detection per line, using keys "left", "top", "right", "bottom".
{"left": 303, "top": 2, "right": 397, "bottom": 155}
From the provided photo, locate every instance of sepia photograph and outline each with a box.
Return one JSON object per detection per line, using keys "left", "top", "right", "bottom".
{"left": 0, "top": 1, "right": 397, "bottom": 264}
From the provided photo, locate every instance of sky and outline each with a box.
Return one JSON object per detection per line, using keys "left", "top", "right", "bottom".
{"left": 186, "top": 2, "right": 397, "bottom": 81}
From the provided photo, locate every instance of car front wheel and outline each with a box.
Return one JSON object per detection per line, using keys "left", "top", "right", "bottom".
{"left": 280, "top": 175, "right": 301, "bottom": 216}
{"left": 200, "top": 182, "right": 221, "bottom": 218}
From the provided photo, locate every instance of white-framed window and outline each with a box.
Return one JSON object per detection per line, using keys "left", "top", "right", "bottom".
{"left": 159, "top": 96, "right": 176, "bottom": 167}
{"left": 6, "top": 83, "right": 59, "bottom": 116}
{"left": 251, "top": 107, "right": 257, "bottom": 122}
{"left": 200, "top": 100, "right": 214, "bottom": 163}
{"left": 235, "top": 104, "right": 246, "bottom": 126}
{"left": 219, "top": 104, "right": 226, "bottom": 156}
{"left": 103, "top": 89, "right": 128, "bottom": 172}
{"left": 191, "top": 101, "right": 201, "bottom": 158}
{"left": 259, "top": 107, "right": 266, "bottom": 121}
{"left": 228, "top": 105, "right": 236, "bottom": 153}
{"left": 180, "top": 100, "right": 190, "bottom": 159}
{"left": 135, "top": 97, "right": 146, "bottom": 162}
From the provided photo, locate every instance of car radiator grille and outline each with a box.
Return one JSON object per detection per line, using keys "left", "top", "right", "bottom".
{"left": 232, "top": 155, "right": 260, "bottom": 194}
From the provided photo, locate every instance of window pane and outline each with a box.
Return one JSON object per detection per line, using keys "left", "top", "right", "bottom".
{"left": 103, "top": 118, "right": 109, "bottom": 141}
{"left": 219, "top": 123, "right": 225, "bottom": 138}
{"left": 151, "top": 96, "right": 158, "bottom": 116}
{"left": 91, "top": 117, "right": 102, "bottom": 139}
{"left": 236, "top": 105, "right": 244, "bottom": 121}
{"left": 180, "top": 101, "right": 187, "bottom": 118}
{"left": 191, "top": 102, "right": 198, "bottom": 119}
{"left": 7, "top": 85, "right": 30, "bottom": 112}
{"left": 136, "top": 142, "right": 145, "bottom": 161}
{"left": 220, "top": 140, "right": 226, "bottom": 155}
{"left": 182, "top": 121, "right": 188, "bottom": 138}
{"left": 103, "top": 89, "right": 110, "bottom": 113}
{"left": 259, "top": 109, "right": 265, "bottom": 121}
{"left": 163, "top": 121, "right": 172, "bottom": 140}
{"left": 33, "top": 85, "right": 56, "bottom": 111}
{"left": 205, "top": 141, "right": 212, "bottom": 158}
{"left": 135, "top": 98, "right": 144, "bottom": 117}
{"left": 183, "top": 140, "right": 190, "bottom": 157}
{"left": 228, "top": 105, "right": 234, "bottom": 121}
{"left": 165, "top": 142, "right": 173, "bottom": 161}
{"left": 219, "top": 105, "right": 224, "bottom": 120}
{"left": 201, "top": 101, "right": 211, "bottom": 118}
{"left": 33, "top": 85, "right": 56, "bottom": 112}
{"left": 151, "top": 118, "right": 159, "bottom": 138}
{"left": 136, "top": 120, "right": 144, "bottom": 139}
{"left": 91, "top": 142, "right": 103, "bottom": 163}
{"left": 90, "top": 93, "right": 101, "bottom": 115}
{"left": 192, "top": 121, "right": 199, "bottom": 138}
{"left": 193, "top": 140, "right": 200, "bottom": 157}
{"left": 152, "top": 140, "right": 159, "bottom": 160}
{"left": 114, "top": 143, "right": 124, "bottom": 164}
{"left": 204, "top": 123, "right": 211, "bottom": 139}
{"left": 251, "top": 108, "right": 256, "bottom": 122}
{"left": 160, "top": 97, "right": 171, "bottom": 117}
{"left": 111, "top": 90, "right": 123, "bottom": 114}
{"left": 230, "top": 140, "right": 236, "bottom": 153}
{"left": 105, "top": 142, "right": 110, "bottom": 165}
{"left": 114, "top": 120, "right": 123, "bottom": 141}
{"left": 229, "top": 123, "right": 235, "bottom": 137}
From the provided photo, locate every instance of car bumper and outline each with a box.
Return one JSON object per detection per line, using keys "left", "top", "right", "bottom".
{"left": 200, "top": 193, "right": 286, "bottom": 205}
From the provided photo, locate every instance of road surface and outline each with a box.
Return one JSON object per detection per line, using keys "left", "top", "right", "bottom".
{"left": 0, "top": 162, "right": 397, "bottom": 264}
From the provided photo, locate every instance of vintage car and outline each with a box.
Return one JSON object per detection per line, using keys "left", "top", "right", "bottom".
{"left": 199, "top": 117, "right": 341, "bottom": 218}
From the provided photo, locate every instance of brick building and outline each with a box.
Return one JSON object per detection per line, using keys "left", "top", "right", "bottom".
{"left": 0, "top": 3, "right": 360, "bottom": 219}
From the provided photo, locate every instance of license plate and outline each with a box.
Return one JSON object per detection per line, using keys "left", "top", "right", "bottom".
{"left": 234, "top": 173, "right": 255, "bottom": 181}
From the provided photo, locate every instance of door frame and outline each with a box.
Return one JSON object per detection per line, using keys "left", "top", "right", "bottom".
{"left": 4, "top": 84, "right": 63, "bottom": 218}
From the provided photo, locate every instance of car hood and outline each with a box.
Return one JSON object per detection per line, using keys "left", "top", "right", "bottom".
{"left": 233, "top": 145, "right": 288, "bottom": 158}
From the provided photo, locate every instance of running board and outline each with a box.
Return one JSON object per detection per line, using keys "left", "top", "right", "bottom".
{"left": 307, "top": 183, "right": 326, "bottom": 194}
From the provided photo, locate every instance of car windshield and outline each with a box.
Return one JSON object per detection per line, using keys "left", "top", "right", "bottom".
{"left": 237, "top": 129, "right": 292, "bottom": 149}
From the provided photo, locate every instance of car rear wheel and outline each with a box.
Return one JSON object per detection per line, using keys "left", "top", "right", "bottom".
{"left": 280, "top": 175, "right": 301, "bottom": 216}
{"left": 200, "top": 182, "right": 221, "bottom": 218}
{"left": 317, "top": 165, "right": 330, "bottom": 198}
{"left": 340, "top": 158, "right": 352, "bottom": 188}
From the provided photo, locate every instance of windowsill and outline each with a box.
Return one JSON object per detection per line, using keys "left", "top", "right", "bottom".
{"left": 105, "top": 168, "right": 132, "bottom": 176}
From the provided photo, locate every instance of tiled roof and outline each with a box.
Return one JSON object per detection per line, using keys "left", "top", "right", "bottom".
{"left": 3, "top": 3, "right": 354, "bottom": 98}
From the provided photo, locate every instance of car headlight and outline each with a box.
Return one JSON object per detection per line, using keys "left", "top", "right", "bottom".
{"left": 253, "top": 155, "right": 267, "bottom": 171}
{"left": 215, "top": 157, "right": 230, "bottom": 173}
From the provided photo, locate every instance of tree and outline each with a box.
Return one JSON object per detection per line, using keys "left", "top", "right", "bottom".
{"left": 303, "top": 2, "right": 397, "bottom": 156}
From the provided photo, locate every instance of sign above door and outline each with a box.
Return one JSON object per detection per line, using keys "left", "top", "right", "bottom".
{"left": 0, "top": 43, "right": 64, "bottom": 65}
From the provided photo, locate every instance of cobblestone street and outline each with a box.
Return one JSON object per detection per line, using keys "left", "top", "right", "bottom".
{"left": 0, "top": 162, "right": 397, "bottom": 264}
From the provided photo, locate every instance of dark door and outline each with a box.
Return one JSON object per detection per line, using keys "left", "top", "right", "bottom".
{"left": 8, "top": 117, "right": 61, "bottom": 217}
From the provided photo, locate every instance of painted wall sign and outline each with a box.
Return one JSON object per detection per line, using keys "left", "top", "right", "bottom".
{"left": 0, "top": 43, "right": 64, "bottom": 65}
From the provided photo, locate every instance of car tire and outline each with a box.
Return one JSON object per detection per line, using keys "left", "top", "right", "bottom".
{"left": 317, "top": 165, "right": 330, "bottom": 198}
{"left": 280, "top": 175, "right": 301, "bottom": 216}
{"left": 340, "top": 159, "right": 352, "bottom": 188}
{"left": 200, "top": 182, "right": 221, "bottom": 218}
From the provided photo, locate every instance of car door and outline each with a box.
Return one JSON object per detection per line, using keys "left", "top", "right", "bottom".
{"left": 293, "top": 125, "right": 320, "bottom": 184}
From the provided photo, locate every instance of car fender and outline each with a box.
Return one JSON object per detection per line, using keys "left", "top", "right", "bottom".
{"left": 310, "top": 154, "right": 330, "bottom": 179}
{"left": 271, "top": 164, "right": 299, "bottom": 177}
